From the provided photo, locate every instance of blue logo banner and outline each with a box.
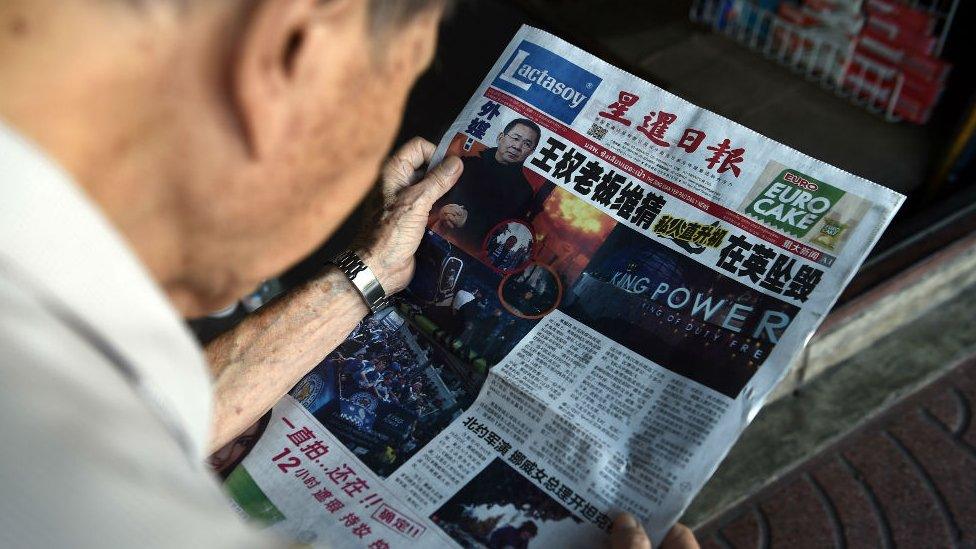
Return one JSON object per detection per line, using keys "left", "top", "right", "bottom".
{"left": 492, "top": 40, "right": 602, "bottom": 125}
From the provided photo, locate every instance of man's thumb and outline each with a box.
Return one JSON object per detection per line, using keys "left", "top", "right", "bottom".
{"left": 611, "top": 514, "right": 652, "bottom": 549}
{"left": 418, "top": 155, "right": 463, "bottom": 205}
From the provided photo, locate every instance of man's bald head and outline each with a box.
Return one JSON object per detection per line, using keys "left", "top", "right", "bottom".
{"left": 367, "top": 0, "right": 449, "bottom": 32}
{"left": 114, "top": 0, "right": 447, "bottom": 33}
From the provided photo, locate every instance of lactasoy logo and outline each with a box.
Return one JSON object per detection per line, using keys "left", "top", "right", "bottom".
{"left": 492, "top": 40, "right": 602, "bottom": 125}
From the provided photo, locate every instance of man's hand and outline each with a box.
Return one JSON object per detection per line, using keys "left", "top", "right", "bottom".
{"left": 361, "top": 137, "right": 463, "bottom": 294}
{"left": 611, "top": 514, "right": 699, "bottom": 549}
{"left": 207, "top": 138, "right": 460, "bottom": 451}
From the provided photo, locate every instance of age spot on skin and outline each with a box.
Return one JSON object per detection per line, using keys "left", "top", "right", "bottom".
{"left": 7, "top": 15, "right": 28, "bottom": 37}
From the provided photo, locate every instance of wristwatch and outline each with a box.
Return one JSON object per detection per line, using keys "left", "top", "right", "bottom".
{"left": 332, "top": 250, "right": 389, "bottom": 313}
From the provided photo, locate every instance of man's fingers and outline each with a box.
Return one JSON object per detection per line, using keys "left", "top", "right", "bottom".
{"left": 416, "top": 155, "right": 463, "bottom": 207}
{"left": 611, "top": 513, "right": 651, "bottom": 549}
{"left": 661, "top": 523, "right": 699, "bottom": 549}
{"left": 405, "top": 136, "right": 437, "bottom": 162}
{"left": 382, "top": 137, "right": 436, "bottom": 192}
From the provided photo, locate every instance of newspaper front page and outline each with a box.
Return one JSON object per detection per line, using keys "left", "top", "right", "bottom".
{"left": 216, "top": 25, "right": 905, "bottom": 548}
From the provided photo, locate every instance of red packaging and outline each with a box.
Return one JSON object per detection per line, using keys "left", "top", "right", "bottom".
{"left": 865, "top": 0, "right": 935, "bottom": 35}
{"left": 842, "top": 54, "right": 945, "bottom": 124}
{"left": 894, "top": 89, "right": 940, "bottom": 124}
{"left": 856, "top": 35, "right": 904, "bottom": 64}
{"left": 901, "top": 51, "right": 952, "bottom": 83}
{"left": 803, "top": 6, "right": 864, "bottom": 36}
{"left": 842, "top": 56, "right": 899, "bottom": 97}
{"left": 803, "top": 0, "right": 832, "bottom": 10}
{"left": 779, "top": 3, "right": 820, "bottom": 27}
{"left": 855, "top": 36, "right": 951, "bottom": 83}
{"left": 864, "top": 14, "right": 936, "bottom": 55}
{"left": 803, "top": 0, "right": 864, "bottom": 13}
{"left": 900, "top": 72, "right": 946, "bottom": 104}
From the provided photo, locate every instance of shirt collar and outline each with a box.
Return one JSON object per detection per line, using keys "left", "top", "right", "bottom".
{"left": 0, "top": 121, "right": 213, "bottom": 462}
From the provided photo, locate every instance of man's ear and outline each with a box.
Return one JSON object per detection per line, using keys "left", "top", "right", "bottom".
{"left": 233, "top": 0, "right": 319, "bottom": 159}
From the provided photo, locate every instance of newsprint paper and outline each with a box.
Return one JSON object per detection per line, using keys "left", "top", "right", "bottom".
{"left": 214, "top": 25, "right": 905, "bottom": 548}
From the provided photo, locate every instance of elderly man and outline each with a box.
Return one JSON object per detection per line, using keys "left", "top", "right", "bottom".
{"left": 0, "top": 1, "right": 694, "bottom": 547}
{"left": 431, "top": 118, "right": 542, "bottom": 254}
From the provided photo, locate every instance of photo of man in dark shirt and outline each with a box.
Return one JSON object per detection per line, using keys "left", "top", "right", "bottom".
{"left": 431, "top": 118, "right": 542, "bottom": 254}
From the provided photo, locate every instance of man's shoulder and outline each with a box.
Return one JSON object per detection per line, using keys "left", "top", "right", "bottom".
{"left": 0, "top": 271, "right": 119, "bottom": 391}
{"left": 0, "top": 273, "right": 179, "bottom": 464}
{"left": 461, "top": 150, "right": 490, "bottom": 168}
{"left": 0, "top": 274, "right": 279, "bottom": 547}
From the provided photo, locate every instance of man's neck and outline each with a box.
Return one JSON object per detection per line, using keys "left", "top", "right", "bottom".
{"left": 490, "top": 148, "right": 517, "bottom": 167}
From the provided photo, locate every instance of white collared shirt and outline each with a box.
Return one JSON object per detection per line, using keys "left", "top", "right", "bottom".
{"left": 0, "top": 122, "right": 282, "bottom": 547}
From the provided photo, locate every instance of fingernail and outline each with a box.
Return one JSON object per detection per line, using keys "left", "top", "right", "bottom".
{"left": 443, "top": 156, "right": 462, "bottom": 174}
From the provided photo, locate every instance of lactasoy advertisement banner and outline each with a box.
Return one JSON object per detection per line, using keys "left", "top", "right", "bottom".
{"left": 492, "top": 40, "right": 602, "bottom": 125}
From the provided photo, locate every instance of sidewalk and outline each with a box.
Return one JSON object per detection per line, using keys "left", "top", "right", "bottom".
{"left": 695, "top": 353, "right": 976, "bottom": 547}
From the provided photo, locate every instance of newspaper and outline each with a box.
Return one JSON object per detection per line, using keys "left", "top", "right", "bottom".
{"left": 214, "top": 25, "right": 904, "bottom": 548}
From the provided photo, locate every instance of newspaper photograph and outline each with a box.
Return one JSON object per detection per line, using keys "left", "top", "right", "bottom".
{"left": 215, "top": 25, "right": 905, "bottom": 548}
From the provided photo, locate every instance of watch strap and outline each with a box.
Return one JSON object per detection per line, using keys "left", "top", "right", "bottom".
{"left": 332, "top": 250, "right": 389, "bottom": 313}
